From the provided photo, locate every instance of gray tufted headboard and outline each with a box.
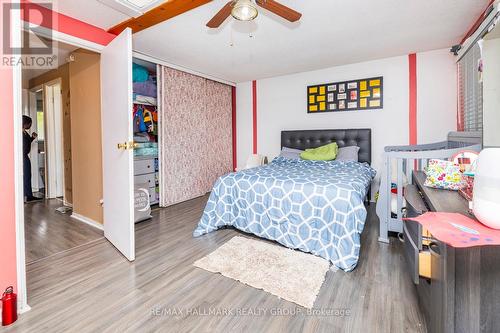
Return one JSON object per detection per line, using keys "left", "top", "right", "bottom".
{"left": 281, "top": 129, "right": 372, "bottom": 165}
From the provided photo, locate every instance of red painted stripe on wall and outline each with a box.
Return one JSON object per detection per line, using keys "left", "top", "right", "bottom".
{"left": 231, "top": 86, "right": 237, "bottom": 171}
{"left": 409, "top": 53, "right": 417, "bottom": 145}
{"left": 252, "top": 80, "right": 257, "bottom": 154}
{"left": 21, "top": 1, "right": 116, "bottom": 46}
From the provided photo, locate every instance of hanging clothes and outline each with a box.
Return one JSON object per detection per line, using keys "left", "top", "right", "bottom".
{"left": 133, "top": 105, "right": 147, "bottom": 133}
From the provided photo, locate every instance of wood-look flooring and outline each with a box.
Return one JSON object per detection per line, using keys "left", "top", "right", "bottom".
{"left": 24, "top": 199, "right": 103, "bottom": 263}
{"left": 8, "top": 195, "right": 427, "bottom": 333}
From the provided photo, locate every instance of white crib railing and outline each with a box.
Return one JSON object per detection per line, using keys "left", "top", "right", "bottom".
{"left": 376, "top": 132, "right": 482, "bottom": 243}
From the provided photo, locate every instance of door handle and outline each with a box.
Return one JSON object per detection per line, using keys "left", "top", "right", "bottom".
{"left": 117, "top": 142, "right": 128, "bottom": 150}
{"left": 117, "top": 141, "right": 138, "bottom": 150}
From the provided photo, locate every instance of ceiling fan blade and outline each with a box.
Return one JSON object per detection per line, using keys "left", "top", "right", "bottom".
{"left": 206, "top": 1, "right": 234, "bottom": 28}
{"left": 255, "top": 0, "right": 301, "bottom": 22}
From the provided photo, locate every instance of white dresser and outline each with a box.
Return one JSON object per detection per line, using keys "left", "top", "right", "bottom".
{"left": 134, "top": 156, "right": 159, "bottom": 205}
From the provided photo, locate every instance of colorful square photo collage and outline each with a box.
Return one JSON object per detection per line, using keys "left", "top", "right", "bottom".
{"left": 307, "top": 77, "right": 383, "bottom": 113}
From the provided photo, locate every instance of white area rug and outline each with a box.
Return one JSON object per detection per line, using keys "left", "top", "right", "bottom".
{"left": 193, "top": 236, "right": 330, "bottom": 308}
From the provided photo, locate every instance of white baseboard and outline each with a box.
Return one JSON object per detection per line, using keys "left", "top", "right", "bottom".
{"left": 71, "top": 213, "right": 104, "bottom": 231}
{"left": 19, "top": 303, "right": 31, "bottom": 314}
{"left": 63, "top": 200, "right": 73, "bottom": 208}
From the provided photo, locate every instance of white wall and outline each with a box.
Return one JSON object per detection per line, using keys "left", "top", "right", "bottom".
{"left": 417, "top": 49, "right": 457, "bottom": 144}
{"left": 236, "top": 49, "right": 457, "bottom": 195}
{"left": 483, "top": 37, "right": 500, "bottom": 147}
{"left": 236, "top": 81, "right": 253, "bottom": 169}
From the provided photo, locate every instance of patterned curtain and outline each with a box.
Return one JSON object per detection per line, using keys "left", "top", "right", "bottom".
{"left": 158, "top": 66, "right": 232, "bottom": 207}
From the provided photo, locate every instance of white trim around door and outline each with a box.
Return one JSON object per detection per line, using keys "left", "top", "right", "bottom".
{"left": 12, "top": 2, "right": 29, "bottom": 314}
{"left": 23, "top": 23, "right": 105, "bottom": 54}
{"left": 15, "top": 23, "right": 107, "bottom": 315}
{"left": 43, "top": 78, "right": 64, "bottom": 199}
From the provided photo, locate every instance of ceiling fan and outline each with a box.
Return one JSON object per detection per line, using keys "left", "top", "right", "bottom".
{"left": 206, "top": 0, "right": 302, "bottom": 28}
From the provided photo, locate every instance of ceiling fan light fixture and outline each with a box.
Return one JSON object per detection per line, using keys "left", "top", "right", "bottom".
{"left": 231, "top": 0, "right": 258, "bottom": 21}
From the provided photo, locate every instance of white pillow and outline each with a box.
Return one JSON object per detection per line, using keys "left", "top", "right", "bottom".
{"left": 336, "top": 146, "right": 360, "bottom": 162}
{"left": 280, "top": 147, "right": 304, "bottom": 159}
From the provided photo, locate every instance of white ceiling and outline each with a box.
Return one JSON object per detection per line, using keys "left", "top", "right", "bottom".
{"left": 34, "top": 0, "right": 130, "bottom": 30}
{"left": 132, "top": 0, "right": 489, "bottom": 83}
{"left": 22, "top": 36, "right": 80, "bottom": 82}
{"left": 40, "top": 0, "right": 489, "bottom": 83}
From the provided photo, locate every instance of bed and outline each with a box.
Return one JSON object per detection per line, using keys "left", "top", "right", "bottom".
{"left": 193, "top": 129, "right": 375, "bottom": 271}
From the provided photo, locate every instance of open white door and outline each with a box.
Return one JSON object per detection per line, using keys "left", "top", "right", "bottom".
{"left": 100, "top": 28, "right": 135, "bottom": 261}
{"left": 44, "top": 81, "right": 64, "bottom": 199}
{"left": 24, "top": 90, "right": 40, "bottom": 192}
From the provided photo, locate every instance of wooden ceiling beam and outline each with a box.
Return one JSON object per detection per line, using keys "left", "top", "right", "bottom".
{"left": 108, "top": 0, "right": 213, "bottom": 35}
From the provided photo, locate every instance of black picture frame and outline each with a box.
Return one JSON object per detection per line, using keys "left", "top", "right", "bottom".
{"left": 307, "top": 76, "right": 384, "bottom": 113}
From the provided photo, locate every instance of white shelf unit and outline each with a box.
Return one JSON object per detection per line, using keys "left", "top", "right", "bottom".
{"left": 132, "top": 57, "right": 159, "bottom": 206}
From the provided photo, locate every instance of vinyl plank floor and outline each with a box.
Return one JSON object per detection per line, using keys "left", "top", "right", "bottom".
{"left": 24, "top": 199, "right": 104, "bottom": 263}
{"left": 7, "top": 196, "right": 427, "bottom": 333}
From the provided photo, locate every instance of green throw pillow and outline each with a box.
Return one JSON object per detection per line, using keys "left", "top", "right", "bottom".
{"left": 300, "top": 143, "right": 338, "bottom": 161}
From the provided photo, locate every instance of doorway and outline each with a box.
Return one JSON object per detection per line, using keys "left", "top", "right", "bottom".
{"left": 15, "top": 26, "right": 137, "bottom": 312}
{"left": 34, "top": 90, "right": 45, "bottom": 196}
{"left": 26, "top": 80, "right": 65, "bottom": 201}
{"left": 24, "top": 88, "right": 45, "bottom": 198}
{"left": 22, "top": 39, "right": 104, "bottom": 264}
{"left": 43, "top": 79, "right": 64, "bottom": 200}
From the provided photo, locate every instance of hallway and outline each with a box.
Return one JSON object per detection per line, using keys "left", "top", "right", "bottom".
{"left": 24, "top": 199, "right": 103, "bottom": 264}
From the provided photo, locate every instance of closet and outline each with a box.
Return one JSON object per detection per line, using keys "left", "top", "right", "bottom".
{"left": 130, "top": 57, "right": 233, "bottom": 212}
{"left": 157, "top": 66, "right": 233, "bottom": 207}
{"left": 132, "top": 58, "right": 160, "bottom": 207}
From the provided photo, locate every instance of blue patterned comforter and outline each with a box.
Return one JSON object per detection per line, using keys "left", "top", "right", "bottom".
{"left": 193, "top": 157, "right": 376, "bottom": 271}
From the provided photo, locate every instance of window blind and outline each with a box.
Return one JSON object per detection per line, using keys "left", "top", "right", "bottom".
{"left": 458, "top": 42, "right": 483, "bottom": 132}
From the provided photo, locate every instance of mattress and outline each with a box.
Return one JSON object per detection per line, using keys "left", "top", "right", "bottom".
{"left": 193, "top": 157, "right": 376, "bottom": 271}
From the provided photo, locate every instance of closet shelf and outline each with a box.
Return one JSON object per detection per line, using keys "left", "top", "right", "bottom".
{"left": 133, "top": 101, "right": 157, "bottom": 107}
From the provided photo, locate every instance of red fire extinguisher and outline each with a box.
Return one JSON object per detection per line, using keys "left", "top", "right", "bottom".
{"left": 1, "top": 286, "right": 17, "bottom": 326}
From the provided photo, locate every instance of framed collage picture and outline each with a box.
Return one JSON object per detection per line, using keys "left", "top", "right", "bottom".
{"left": 307, "top": 76, "right": 383, "bottom": 113}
